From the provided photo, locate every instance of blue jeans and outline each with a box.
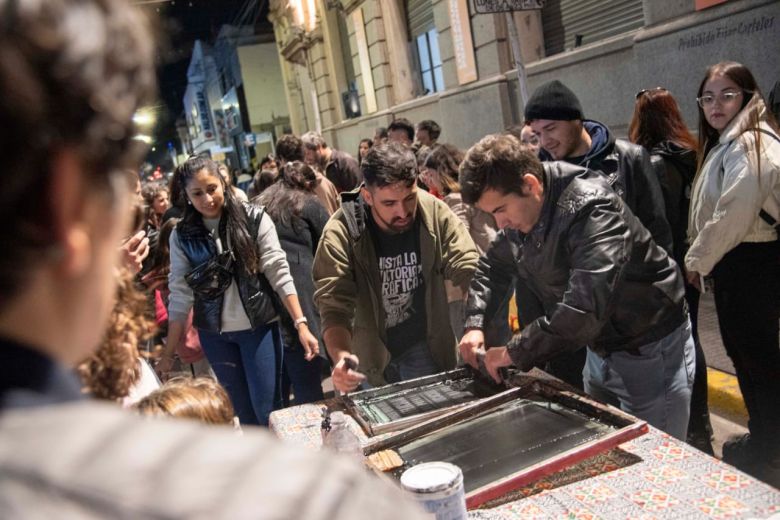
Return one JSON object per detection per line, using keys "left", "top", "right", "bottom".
{"left": 584, "top": 319, "right": 695, "bottom": 440}
{"left": 198, "top": 324, "right": 283, "bottom": 427}
{"left": 383, "top": 341, "right": 441, "bottom": 384}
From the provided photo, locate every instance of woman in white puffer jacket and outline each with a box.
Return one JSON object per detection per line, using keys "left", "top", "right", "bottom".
{"left": 685, "top": 61, "right": 780, "bottom": 485}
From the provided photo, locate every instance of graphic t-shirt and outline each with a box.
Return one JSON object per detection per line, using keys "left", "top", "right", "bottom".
{"left": 367, "top": 211, "right": 427, "bottom": 358}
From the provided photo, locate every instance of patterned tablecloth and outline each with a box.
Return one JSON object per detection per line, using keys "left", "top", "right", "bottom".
{"left": 269, "top": 403, "right": 780, "bottom": 519}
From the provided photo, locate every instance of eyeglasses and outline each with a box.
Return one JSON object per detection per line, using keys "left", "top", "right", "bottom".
{"left": 635, "top": 87, "right": 667, "bottom": 99}
{"left": 696, "top": 90, "right": 752, "bottom": 108}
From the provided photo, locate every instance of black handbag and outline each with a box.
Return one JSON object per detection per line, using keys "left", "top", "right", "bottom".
{"left": 184, "top": 250, "right": 235, "bottom": 299}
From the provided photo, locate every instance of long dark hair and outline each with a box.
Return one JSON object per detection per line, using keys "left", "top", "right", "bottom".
{"left": 357, "top": 138, "right": 373, "bottom": 166}
{"left": 695, "top": 61, "right": 779, "bottom": 173}
{"left": 629, "top": 89, "right": 698, "bottom": 152}
{"left": 175, "top": 156, "right": 261, "bottom": 274}
{"left": 258, "top": 161, "right": 320, "bottom": 228}
{"left": 424, "top": 143, "right": 464, "bottom": 195}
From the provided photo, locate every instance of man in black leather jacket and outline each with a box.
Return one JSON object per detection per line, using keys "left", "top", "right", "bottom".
{"left": 516, "top": 80, "right": 674, "bottom": 388}
{"left": 458, "top": 134, "right": 695, "bottom": 440}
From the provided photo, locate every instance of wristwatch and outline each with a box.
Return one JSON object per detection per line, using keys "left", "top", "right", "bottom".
{"left": 293, "top": 316, "right": 308, "bottom": 330}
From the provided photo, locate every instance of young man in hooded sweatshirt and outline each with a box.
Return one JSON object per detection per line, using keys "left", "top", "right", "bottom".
{"left": 517, "top": 80, "right": 673, "bottom": 388}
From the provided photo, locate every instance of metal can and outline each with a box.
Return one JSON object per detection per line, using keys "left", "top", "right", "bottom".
{"left": 400, "top": 461, "right": 467, "bottom": 520}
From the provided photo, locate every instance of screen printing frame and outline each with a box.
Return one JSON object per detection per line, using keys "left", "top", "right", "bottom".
{"left": 350, "top": 369, "right": 648, "bottom": 509}
{"left": 343, "top": 368, "right": 501, "bottom": 436}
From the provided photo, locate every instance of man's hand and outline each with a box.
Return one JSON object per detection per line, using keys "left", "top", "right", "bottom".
{"left": 120, "top": 230, "right": 150, "bottom": 274}
{"left": 331, "top": 354, "right": 366, "bottom": 393}
{"left": 484, "top": 346, "right": 513, "bottom": 384}
{"left": 459, "top": 328, "right": 485, "bottom": 368}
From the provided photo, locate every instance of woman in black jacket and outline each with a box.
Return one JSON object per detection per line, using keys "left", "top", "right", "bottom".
{"left": 257, "top": 162, "right": 330, "bottom": 404}
{"left": 629, "top": 87, "right": 713, "bottom": 454}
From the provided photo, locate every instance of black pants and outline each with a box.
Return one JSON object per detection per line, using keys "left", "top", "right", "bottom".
{"left": 712, "top": 241, "right": 780, "bottom": 458}
{"left": 685, "top": 285, "right": 713, "bottom": 442}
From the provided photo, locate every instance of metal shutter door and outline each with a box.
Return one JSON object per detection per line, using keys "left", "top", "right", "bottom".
{"left": 407, "top": 0, "right": 435, "bottom": 37}
{"left": 542, "top": 0, "right": 644, "bottom": 56}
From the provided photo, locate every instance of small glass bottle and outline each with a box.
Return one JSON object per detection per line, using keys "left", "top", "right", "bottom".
{"left": 322, "top": 411, "right": 363, "bottom": 459}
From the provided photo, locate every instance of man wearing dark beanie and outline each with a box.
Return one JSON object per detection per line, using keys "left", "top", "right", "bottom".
{"left": 518, "top": 79, "right": 672, "bottom": 390}
{"left": 524, "top": 80, "right": 670, "bottom": 251}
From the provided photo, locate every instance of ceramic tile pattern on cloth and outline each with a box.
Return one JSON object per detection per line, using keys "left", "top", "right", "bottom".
{"left": 269, "top": 405, "right": 780, "bottom": 519}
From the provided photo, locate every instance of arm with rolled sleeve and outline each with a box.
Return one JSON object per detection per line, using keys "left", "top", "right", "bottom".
{"left": 507, "top": 199, "right": 630, "bottom": 370}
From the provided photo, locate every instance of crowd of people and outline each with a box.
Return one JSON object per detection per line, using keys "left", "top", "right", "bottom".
{"left": 0, "top": 0, "right": 778, "bottom": 515}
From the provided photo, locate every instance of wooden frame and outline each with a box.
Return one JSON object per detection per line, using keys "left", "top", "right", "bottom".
{"left": 342, "top": 369, "right": 647, "bottom": 509}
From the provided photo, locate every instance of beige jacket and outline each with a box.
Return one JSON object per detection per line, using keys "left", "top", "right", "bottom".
{"left": 686, "top": 95, "right": 780, "bottom": 275}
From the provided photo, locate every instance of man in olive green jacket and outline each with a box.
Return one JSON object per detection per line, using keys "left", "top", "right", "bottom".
{"left": 313, "top": 142, "right": 478, "bottom": 392}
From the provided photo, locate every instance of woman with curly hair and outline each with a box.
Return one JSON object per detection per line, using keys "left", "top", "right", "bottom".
{"left": 78, "top": 268, "right": 160, "bottom": 406}
{"left": 161, "top": 155, "right": 318, "bottom": 426}
{"left": 141, "top": 182, "right": 170, "bottom": 230}
{"left": 257, "top": 161, "right": 329, "bottom": 405}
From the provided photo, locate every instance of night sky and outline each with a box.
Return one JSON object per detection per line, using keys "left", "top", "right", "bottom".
{"left": 138, "top": 0, "right": 268, "bottom": 167}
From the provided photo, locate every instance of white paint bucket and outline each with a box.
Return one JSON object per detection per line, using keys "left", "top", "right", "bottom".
{"left": 400, "top": 461, "right": 467, "bottom": 520}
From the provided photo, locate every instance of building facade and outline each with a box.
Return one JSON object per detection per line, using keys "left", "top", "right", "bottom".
{"left": 182, "top": 27, "right": 291, "bottom": 170}
{"left": 268, "top": 0, "right": 779, "bottom": 152}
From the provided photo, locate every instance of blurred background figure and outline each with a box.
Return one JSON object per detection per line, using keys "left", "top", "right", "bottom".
{"left": 142, "top": 182, "right": 170, "bottom": 231}
{"left": 217, "top": 162, "right": 248, "bottom": 202}
{"left": 387, "top": 118, "right": 415, "bottom": 147}
{"left": 247, "top": 168, "right": 279, "bottom": 199}
{"left": 277, "top": 134, "right": 339, "bottom": 214}
{"left": 301, "top": 131, "right": 361, "bottom": 193}
{"left": 374, "top": 126, "right": 388, "bottom": 145}
{"left": 416, "top": 120, "right": 441, "bottom": 148}
{"left": 357, "top": 138, "right": 373, "bottom": 166}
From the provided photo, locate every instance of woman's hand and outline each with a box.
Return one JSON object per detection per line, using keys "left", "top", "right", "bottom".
{"left": 155, "top": 355, "right": 174, "bottom": 381}
{"left": 686, "top": 269, "right": 702, "bottom": 292}
{"left": 297, "top": 324, "right": 320, "bottom": 361}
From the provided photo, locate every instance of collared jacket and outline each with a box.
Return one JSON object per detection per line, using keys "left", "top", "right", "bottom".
{"left": 313, "top": 188, "right": 479, "bottom": 386}
{"left": 540, "top": 120, "right": 673, "bottom": 255}
{"left": 686, "top": 94, "right": 780, "bottom": 276}
{"left": 465, "top": 162, "right": 686, "bottom": 370}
